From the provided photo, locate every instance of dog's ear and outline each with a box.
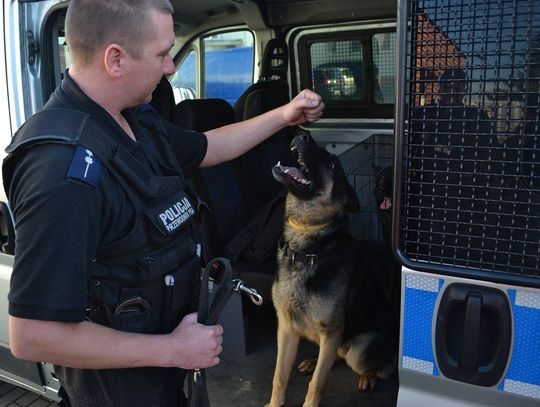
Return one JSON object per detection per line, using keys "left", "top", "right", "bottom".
{"left": 345, "top": 183, "right": 360, "bottom": 213}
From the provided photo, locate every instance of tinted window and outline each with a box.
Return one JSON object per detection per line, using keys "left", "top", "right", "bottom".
{"left": 170, "top": 50, "right": 197, "bottom": 103}
{"left": 310, "top": 40, "right": 363, "bottom": 101}
{"left": 373, "top": 32, "right": 396, "bottom": 104}
{"left": 295, "top": 27, "right": 396, "bottom": 118}
{"left": 203, "top": 31, "right": 254, "bottom": 105}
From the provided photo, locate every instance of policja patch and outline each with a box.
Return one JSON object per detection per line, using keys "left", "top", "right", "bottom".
{"left": 67, "top": 145, "right": 102, "bottom": 188}
{"left": 146, "top": 191, "right": 196, "bottom": 236}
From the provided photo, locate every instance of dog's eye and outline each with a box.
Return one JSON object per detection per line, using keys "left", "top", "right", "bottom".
{"left": 327, "top": 160, "right": 335, "bottom": 170}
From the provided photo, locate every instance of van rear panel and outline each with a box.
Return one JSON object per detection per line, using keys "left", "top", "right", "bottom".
{"left": 396, "top": 0, "right": 540, "bottom": 405}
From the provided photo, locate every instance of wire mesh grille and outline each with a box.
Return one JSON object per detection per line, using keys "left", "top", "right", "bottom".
{"left": 339, "top": 135, "right": 394, "bottom": 241}
{"left": 373, "top": 33, "right": 397, "bottom": 104}
{"left": 310, "top": 40, "right": 364, "bottom": 101}
{"left": 401, "top": 0, "right": 540, "bottom": 276}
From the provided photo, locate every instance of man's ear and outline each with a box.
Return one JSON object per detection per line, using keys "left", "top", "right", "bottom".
{"left": 103, "top": 43, "right": 127, "bottom": 78}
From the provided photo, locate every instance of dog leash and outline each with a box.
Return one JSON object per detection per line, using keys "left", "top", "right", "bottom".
{"left": 187, "top": 257, "right": 263, "bottom": 407}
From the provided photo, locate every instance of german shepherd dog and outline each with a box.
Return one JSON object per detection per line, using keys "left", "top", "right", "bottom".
{"left": 266, "top": 131, "right": 396, "bottom": 407}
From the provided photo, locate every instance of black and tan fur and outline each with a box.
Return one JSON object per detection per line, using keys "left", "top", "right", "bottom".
{"left": 266, "top": 131, "right": 396, "bottom": 407}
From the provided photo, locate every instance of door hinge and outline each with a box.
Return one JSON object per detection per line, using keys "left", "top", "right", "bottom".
{"left": 27, "top": 31, "right": 39, "bottom": 65}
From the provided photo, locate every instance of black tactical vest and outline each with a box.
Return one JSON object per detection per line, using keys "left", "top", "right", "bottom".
{"left": 3, "top": 94, "right": 201, "bottom": 406}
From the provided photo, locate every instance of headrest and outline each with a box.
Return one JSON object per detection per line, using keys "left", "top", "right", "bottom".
{"left": 172, "top": 98, "right": 236, "bottom": 132}
{"left": 259, "top": 38, "right": 288, "bottom": 81}
{"left": 150, "top": 76, "right": 175, "bottom": 121}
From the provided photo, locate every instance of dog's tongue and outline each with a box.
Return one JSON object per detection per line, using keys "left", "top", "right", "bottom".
{"left": 285, "top": 167, "right": 305, "bottom": 180}
{"left": 380, "top": 197, "right": 392, "bottom": 210}
{"left": 276, "top": 163, "right": 306, "bottom": 180}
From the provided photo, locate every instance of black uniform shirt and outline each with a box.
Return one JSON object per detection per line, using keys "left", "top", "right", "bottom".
{"left": 7, "top": 71, "right": 208, "bottom": 323}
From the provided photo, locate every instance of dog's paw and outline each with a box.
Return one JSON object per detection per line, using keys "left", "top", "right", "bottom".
{"left": 297, "top": 358, "right": 317, "bottom": 374}
{"left": 358, "top": 371, "right": 378, "bottom": 392}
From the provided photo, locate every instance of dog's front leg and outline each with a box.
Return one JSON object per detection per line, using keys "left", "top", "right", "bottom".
{"left": 303, "top": 333, "right": 341, "bottom": 407}
{"left": 266, "top": 317, "right": 300, "bottom": 407}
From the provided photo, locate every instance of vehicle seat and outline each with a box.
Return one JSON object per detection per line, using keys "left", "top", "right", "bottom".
{"left": 172, "top": 98, "right": 281, "bottom": 301}
{"left": 150, "top": 76, "right": 176, "bottom": 122}
{"left": 171, "top": 98, "right": 252, "bottom": 260}
{"left": 172, "top": 97, "right": 280, "bottom": 354}
{"left": 233, "top": 38, "right": 295, "bottom": 214}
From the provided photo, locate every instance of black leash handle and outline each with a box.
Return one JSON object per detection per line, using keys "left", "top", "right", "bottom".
{"left": 188, "top": 258, "right": 263, "bottom": 407}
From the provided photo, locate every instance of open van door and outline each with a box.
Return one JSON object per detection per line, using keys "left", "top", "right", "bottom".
{"left": 395, "top": 0, "right": 540, "bottom": 405}
{"left": 0, "top": 0, "right": 63, "bottom": 401}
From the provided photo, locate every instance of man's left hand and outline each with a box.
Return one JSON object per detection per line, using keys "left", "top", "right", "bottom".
{"left": 284, "top": 90, "right": 325, "bottom": 126}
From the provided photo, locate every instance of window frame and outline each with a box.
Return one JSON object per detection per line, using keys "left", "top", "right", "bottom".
{"left": 172, "top": 27, "right": 255, "bottom": 104}
{"left": 291, "top": 22, "right": 396, "bottom": 119}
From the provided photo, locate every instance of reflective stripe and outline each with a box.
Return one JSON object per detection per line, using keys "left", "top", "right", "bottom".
{"left": 402, "top": 356, "right": 434, "bottom": 375}
{"left": 499, "top": 289, "right": 540, "bottom": 398}
{"left": 503, "top": 380, "right": 540, "bottom": 399}
{"left": 515, "top": 290, "right": 540, "bottom": 309}
{"left": 401, "top": 273, "right": 443, "bottom": 376}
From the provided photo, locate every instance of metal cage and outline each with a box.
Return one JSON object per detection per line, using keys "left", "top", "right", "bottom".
{"left": 397, "top": 0, "right": 540, "bottom": 284}
{"left": 339, "top": 134, "right": 394, "bottom": 242}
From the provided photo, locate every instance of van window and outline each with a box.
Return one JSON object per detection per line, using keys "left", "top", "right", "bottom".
{"left": 310, "top": 40, "right": 364, "bottom": 101}
{"left": 294, "top": 25, "right": 396, "bottom": 118}
{"left": 170, "top": 50, "right": 197, "bottom": 103}
{"left": 202, "top": 31, "right": 254, "bottom": 105}
{"left": 372, "top": 32, "right": 396, "bottom": 104}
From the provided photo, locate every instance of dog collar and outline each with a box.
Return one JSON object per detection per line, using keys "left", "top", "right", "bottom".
{"left": 287, "top": 217, "right": 332, "bottom": 232}
{"left": 278, "top": 238, "right": 317, "bottom": 268}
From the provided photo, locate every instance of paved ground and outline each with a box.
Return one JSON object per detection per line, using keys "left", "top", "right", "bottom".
{"left": 207, "top": 301, "right": 398, "bottom": 407}
{"left": 0, "top": 381, "right": 55, "bottom": 407}
{"left": 1, "top": 301, "right": 398, "bottom": 407}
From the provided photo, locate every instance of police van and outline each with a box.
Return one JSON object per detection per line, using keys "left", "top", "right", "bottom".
{"left": 0, "top": 0, "right": 538, "bottom": 406}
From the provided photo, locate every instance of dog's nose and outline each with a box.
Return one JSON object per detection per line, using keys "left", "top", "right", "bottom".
{"left": 293, "top": 132, "right": 311, "bottom": 145}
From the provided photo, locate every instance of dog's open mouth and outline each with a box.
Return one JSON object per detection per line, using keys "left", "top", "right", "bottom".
{"left": 272, "top": 144, "right": 313, "bottom": 194}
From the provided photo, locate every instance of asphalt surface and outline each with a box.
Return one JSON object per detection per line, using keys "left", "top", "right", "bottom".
{"left": 207, "top": 301, "right": 399, "bottom": 407}
{"left": 0, "top": 381, "right": 55, "bottom": 407}
{"left": 2, "top": 301, "right": 398, "bottom": 407}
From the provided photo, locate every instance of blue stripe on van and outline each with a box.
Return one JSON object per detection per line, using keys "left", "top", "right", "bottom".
{"left": 401, "top": 274, "right": 442, "bottom": 376}
{"left": 499, "top": 289, "right": 540, "bottom": 399}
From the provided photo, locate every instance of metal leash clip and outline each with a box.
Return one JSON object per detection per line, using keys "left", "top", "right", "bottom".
{"left": 193, "top": 368, "right": 201, "bottom": 384}
{"left": 232, "top": 279, "right": 263, "bottom": 306}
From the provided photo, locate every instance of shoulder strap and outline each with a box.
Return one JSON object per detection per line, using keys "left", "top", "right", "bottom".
{"left": 3, "top": 108, "right": 102, "bottom": 195}
{"left": 6, "top": 108, "right": 90, "bottom": 154}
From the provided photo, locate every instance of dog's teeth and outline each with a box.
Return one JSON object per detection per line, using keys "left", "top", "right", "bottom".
{"left": 284, "top": 169, "right": 290, "bottom": 174}
{"left": 276, "top": 161, "right": 281, "bottom": 167}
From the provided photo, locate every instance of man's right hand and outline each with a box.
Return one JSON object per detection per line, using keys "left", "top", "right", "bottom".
{"left": 167, "top": 312, "right": 223, "bottom": 370}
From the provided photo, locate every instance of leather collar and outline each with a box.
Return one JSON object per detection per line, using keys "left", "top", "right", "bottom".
{"left": 278, "top": 238, "right": 317, "bottom": 268}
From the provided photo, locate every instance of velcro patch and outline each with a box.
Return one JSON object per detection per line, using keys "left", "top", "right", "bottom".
{"left": 67, "top": 146, "right": 102, "bottom": 188}
{"left": 146, "top": 191, "right": 196, "bottom": 236}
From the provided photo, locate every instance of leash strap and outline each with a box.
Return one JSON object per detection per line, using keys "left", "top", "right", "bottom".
{"left": 187, "top": 257, "right": 263, "bottom": 407}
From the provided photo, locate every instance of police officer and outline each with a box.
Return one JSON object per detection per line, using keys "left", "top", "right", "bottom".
{"left": 2, "top": 0, "right": 324, "bottom": 406}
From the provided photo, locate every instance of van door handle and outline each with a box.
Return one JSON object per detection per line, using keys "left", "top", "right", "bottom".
{"left": 435, "top": 283, "right": 511, "bottom": 387}
{"left": 460, "top": 293, "right": 482, "bottom": 369}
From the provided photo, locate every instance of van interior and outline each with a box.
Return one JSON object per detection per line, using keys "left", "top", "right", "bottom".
{"left": 5, "top": 0, "right": 398, "bottom": 404}
{"left": 8, "top": 0, "right": 539, "bottom": 405}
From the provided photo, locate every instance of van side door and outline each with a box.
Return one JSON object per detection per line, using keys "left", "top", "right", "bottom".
{"left": 0, "top": 0, "right": 65, "bottom": 401}
{"left": 395, "top": 0, "right": 540, "bottom": 405}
